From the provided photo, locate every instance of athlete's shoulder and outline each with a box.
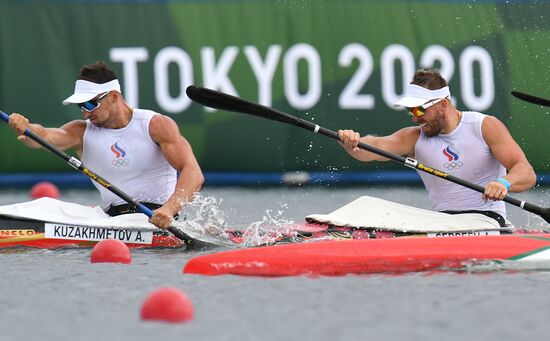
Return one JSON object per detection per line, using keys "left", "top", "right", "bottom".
{"left": 132, "top": 108, "right": 160, "bottom": 120}
{"left": 61, "top": 119, "right": 87, "bottom": 135}
{"left": 461, "top": 111, "right": 488, "bottom": 122}
{"left": 396, "top": 126, "right": 421, "bottom": 140}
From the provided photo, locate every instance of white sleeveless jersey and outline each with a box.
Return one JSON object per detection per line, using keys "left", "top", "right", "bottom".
{"left": 82, "top": 109, "right": 177, "bottom": 208}
{"left": 414, "top": 111, "right": 507, "bottom": 218}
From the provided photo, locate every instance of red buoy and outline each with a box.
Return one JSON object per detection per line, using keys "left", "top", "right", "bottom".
{"left": 140, "top": 287, "right": 194, "bottom": 323}
{"left": 30, "top": 181, "right": 60, "bottom": 199}
{"left": 90, "top": 239, "right": 132, "bottom": 264}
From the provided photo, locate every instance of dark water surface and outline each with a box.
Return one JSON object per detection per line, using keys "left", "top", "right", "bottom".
{"left": 1, "top": 187, "right": 550, "bottom": 341}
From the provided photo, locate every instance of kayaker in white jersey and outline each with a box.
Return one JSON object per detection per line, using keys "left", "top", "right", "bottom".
{"left": 338, "top": 68, "right": 536, "bottom": 227}
{"left": 7, "top": 61, "right": 204, "bottom": 229}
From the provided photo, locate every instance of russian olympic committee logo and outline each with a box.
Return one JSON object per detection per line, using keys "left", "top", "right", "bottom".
{"left": 111, "top": 141, "right": 130, "bottom": 167}
{"left": 442, "top": 145, "right": 463, "bottom": 170}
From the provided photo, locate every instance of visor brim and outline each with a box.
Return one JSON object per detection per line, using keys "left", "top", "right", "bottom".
{"left": 62, "top": 92, "right": 99, "bottom": 105}
{"left": 393, "top": 96, "right": 430, "bottom": 109}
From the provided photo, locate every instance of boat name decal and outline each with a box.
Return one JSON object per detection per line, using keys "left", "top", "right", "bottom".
{"left": 0, "top": 229, "right": 36, "bottom": 238}
{"left": 44, "top": 223, "right": 152, "bottom": 244}
{"left": 428, "top": 230, "right": 501, "bottom": 237}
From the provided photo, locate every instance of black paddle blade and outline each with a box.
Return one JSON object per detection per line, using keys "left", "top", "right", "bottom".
{"left": 186, "top": 85, "right": 256, "bottom": 114}
{"left": 185, "top": 85, "right": 313, "bottom": 129}
{"left": 511, "top": 91, "right": 550, "bottom": 107}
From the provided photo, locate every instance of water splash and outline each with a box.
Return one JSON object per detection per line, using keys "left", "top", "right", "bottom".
{"left": 172, "top": 194, "right": 322, "bottom": 247}
{"left": 227, "top": 201, "right": 337, "bottom": 247}
{"left": 237, "top": 208, "right": 296, "bottom": 247}
{"left": 172, "top": 193, "right": 234, "bottom": 246}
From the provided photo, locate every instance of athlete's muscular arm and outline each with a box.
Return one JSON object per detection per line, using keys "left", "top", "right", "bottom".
{"left": 482, "top": 115, "right": 536, "bottom": 200}
{"left": 338, "top": 126, "right": 421, "bottom": 162}
{"left": 8, "top": 113, "right": 85, "bottom": 155}
{"left": 148, "top": 114, "right": 204, "bottom": 229}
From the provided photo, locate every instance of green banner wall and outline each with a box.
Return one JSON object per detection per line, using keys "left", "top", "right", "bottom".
{"left": 0, "top": 0, "right": 549, "bottom": 173}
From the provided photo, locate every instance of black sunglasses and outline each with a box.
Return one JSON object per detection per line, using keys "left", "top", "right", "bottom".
{"left": 77, "top": 91, "right": 110, "bottom": 112}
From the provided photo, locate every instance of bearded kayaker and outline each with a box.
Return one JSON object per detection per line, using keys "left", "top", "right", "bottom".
{"left": 7, "top": 61, "right": 204, "bottom": 229}
{"left": 338, "top": 68, "right": 537, "bottom": 227}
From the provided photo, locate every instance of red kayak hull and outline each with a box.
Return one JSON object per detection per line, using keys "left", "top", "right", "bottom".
{"left": 183, "top": 234, "right": 550, "bottom": 276}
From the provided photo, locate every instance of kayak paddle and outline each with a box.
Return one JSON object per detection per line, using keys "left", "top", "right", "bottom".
{"left": 186, "top": 86, "right": 550, "bottom": 224}
{"left": 511, "top": 91, "right": 550, "bottom": 107}
{"left": 0, "top": 110, "right": 197, "bottom": 244}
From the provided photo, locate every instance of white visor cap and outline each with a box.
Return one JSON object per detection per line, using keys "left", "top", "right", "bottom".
{"left": 393, "top": 84, "right": 451, "bottom": 109}
{"left": 62, "top": 79, "right": 121, "bottom": 105}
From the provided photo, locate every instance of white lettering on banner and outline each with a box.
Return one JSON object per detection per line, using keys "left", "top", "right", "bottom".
{"left": 338, "top": 43, "right": 375, "bottom": 109}
{"left": 201, "top": 46, "right": 239, "bottom": 112}
{"left": 427, "top": 230, "right": 501, "bottom": 238}
{"left": 154, "top": 46, "right": 194, "bottom": 113}
{"left": 419, "top": 45, "right": 457, "bottom": 104}
{"left": 459, "top": 46, "right": 494, "bottom": 111}
{"left": 244, "top": 45, "right": 282, "bottom": 107}
{"left": 283, "top": 43, "right": 322, "bottom": 110}
{"left": 44, "top": 223, "right": 153, "bottom": 244}
{"left": 381, "top": 44, "right": 416, "bottom": 108}
{"left": 420, "top": 45, "right": 455, "bottom": 79}
{"left": 110, "top": 47, "right": 149, "bottom": 108}
{"left": 110, "top": 44, "right": 495, "bottom": 112}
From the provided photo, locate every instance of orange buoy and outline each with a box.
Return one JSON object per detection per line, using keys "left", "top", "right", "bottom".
{"left": 90, "top": 239, "right": 132, "bottom": 264}
{"left": 140, "top": 287, "right": 194, "bottom": 323}
{"left": 30, "top": 181, "right": 60, "bottom": 199}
